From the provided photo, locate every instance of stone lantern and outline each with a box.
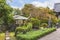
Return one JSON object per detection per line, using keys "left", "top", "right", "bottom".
{"left": 13, "top": 15, "right": 28, "bottom": 26}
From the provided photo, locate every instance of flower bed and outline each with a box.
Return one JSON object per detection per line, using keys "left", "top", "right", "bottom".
{"left": 16, "top": 28, "right": 56, "bottom": 40}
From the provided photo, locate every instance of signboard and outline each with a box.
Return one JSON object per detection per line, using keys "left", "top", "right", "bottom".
{"left": 54, "top": 3, "right": 60, "bottom": 12}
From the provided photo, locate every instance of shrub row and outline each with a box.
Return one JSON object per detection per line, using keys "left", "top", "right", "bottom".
{"left": 16, "top": 28, "right": 56, "bottom": 40}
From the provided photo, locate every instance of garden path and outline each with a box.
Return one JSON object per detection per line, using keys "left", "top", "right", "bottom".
{"left": 5, "top": 31, "right": 10, "bottom": 40}
{"left": 38, "top": 28, "right": 60, "bottom": 40}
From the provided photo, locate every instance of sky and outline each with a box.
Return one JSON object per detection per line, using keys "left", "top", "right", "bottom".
{"left": 7, "top": 0, "right": 60, "bottom": 9}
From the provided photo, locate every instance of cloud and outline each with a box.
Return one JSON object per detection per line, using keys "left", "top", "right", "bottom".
{"left": 48, "top": 0, "right": 60, "bottom": 9}
{"left": 7, "top": 0, "right": 60, "bottom": 9}
{"left": 11, "top": 6, "right": 23, "bottom": 10}
{"left": 31, "top": 1, "right": 48, "bottom": 8}
{"left": 31, "top": 0, "right": 60, "bottom": 9}
{"left": 7, "top": 0, "right": 24, "bottom": 10}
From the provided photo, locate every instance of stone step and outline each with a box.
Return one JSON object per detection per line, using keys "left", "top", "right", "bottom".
{"left": 6, "top": 37, "right": 10, "bottom": 40}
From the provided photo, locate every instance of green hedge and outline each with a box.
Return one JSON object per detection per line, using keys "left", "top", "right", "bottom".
{"left": 16, "top": 28, "right": 56, "bottom": 40}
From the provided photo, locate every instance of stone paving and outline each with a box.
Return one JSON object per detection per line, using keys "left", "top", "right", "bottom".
{"left": 5, "top": 31, "right": 10, "bottom": 40}
{"left": 38, "top": 28, "right": 60, "bottom": 40}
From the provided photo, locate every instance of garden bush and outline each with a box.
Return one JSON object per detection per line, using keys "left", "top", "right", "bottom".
{"left": 40, "top": 23, "right": 48, "bottom": 28}
{"left": 16, "top": 23, "right": 32, "bottom": 34}
{"left": 27, "top": 23, "right": 33, "bottom": 31}
{"left": 16, "top": 27, "right": 56, "bottom": 40}
{"left": 16, "top": 26, "right": 27, "bottom": 34}
{"left": 30, "top": 18, "right": 41, "bottom": 29}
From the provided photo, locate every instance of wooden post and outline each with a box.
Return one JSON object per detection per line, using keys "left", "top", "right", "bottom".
{"left": 48, "top": 17, "right": 52, "bottom": 28}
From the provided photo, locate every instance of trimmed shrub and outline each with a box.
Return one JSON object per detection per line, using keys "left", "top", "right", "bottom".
{"left": 27, "top": 23, "right": 33, "bottom": 31}
{"left": 16, "top": 26, "right": 27, "bottom": 34}
{"left": 30, "top": 18, "right": 41, "bottom": 29}
{"left": 16, "top": 28, "right": 56, "bottom": 40}
{"left": 40, "top": 23, "right": 48, "bottom": 28}
{"left": 16, "top": 23, "right": 32, "bottom": 34}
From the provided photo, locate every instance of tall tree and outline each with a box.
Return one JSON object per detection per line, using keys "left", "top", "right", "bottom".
{"left": 14, "top": 8, "right": 21, "bottom": 15}
{"left": 22, "top": 4, "right": 35, "bottom": 17}
{"left": 22, "top": 4, "right": 58, "bottom": 24}
{"left": 0, "top": 0, "right": 13, "bottom": 31}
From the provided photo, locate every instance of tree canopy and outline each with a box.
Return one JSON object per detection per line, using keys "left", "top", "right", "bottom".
{"left": 0, "top": 0, "right": 13, "bottom": 31}
{"left": 22, "top": 4, "right": 58, "bottom": 24}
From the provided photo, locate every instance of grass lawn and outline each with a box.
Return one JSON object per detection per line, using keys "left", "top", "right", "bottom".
{"left": 10, "top": 32, "right": 17, "bottom": 40}
{"left": 0, "top": 33, "right": 5, "bottom": 40}
{"left": 10, "top": 32, "right": 15, "bottom": 37}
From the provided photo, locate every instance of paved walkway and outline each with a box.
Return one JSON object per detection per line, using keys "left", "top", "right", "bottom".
{"left": 38, "top": 28, "right": 60, "bottom": 40}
